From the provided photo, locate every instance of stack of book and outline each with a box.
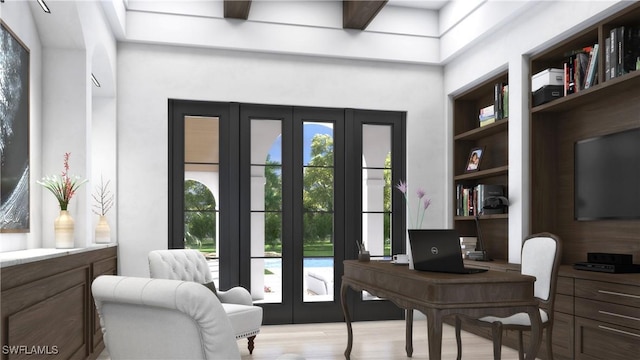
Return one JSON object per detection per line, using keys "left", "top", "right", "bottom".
{"left": 478, "top": 105, "right": 495, "bottom": 127}
{"left": 460, "top": 236, "right": 478, "bottom": 258}
{"left": 606, "top": 25, "right": 640, "bottom": 80}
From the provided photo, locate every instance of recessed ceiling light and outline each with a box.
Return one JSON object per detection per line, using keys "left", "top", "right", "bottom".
{"left": 37, "top": 0, "right": 51, "bottom": 13}
{"left": 91, "top": 73, "right": 101, "bottom": 88}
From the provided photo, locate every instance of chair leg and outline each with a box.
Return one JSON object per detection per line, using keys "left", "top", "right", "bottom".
{"left": 545, "top": 327, "right": 554, "bottom": 360}
{"left": 247, "top": 335, "right": 256, "bottom": 354}
{"left": 455, "top": 316, "right": 463, "bottom": 360}
{"left": 518, "top": 330, "right": 524, "bottom": 360}
{"left": 491, "top": 322, "right": 503, "bottom": 360}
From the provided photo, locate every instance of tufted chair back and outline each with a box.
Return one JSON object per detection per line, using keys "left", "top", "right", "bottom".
{"left": 149, "top": 249, "right": 213, "bottom": 284}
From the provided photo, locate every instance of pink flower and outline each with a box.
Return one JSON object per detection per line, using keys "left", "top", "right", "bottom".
{"left": 396, "top": 180, "right": 431, "bottom": 229}
{"left": 423, "top": 198, "right": 432, "bottom": 210}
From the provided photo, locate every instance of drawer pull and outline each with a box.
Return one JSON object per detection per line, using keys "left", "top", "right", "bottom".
{"left": 598, "top": 310, "right": 640, "bottom": 322}
{"left": 598, "top": 325, "right": 640, "bottom": 338}
{"left": 598, "top": 290, "right": 640, "bottom": 299}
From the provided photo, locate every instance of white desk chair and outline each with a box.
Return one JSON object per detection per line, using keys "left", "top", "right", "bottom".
{"left": 455, "top": 232, "right": 562, "bottom": 360}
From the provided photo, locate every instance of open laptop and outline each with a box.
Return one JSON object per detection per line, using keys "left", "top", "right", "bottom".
{"left": 409, "top": 229, "right": 488, "bottom": 274}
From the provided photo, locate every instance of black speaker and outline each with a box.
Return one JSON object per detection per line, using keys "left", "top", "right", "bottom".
{"left": 587, "top": 253, "right": 632, "bottom": 265}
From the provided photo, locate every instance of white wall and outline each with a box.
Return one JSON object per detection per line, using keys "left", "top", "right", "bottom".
{"left": 1, "top": 0, "right": 117, "bottom": 251}
{"left": 117, "top": 43, "right": 443, "bottom": 276}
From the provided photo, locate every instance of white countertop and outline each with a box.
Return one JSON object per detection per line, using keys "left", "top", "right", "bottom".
{"left": 0, "top": 243, "right": 117, "bottom": 268}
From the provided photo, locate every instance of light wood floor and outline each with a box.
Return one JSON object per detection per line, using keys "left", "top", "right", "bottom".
{"left": 100, "top": 320, "right": 529, "bottom": 359}
{"left": 238, "top": 320, "right": 526, "bottom": 360}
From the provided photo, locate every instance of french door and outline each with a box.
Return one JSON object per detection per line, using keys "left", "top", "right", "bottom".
{"left": 169, "top": 100, "right": 406, "bottom": 324}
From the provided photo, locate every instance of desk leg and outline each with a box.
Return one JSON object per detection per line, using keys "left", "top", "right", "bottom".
{"left": 525, "top": 306, "right": 542, "bottom": 360}
{"left": 425, "top": 308, "right": 443, "bottom": 360}
{"left": 405, "top": 309, "right": 413, "bottom": 357}
{"left": 340, "top": 282, "right": 353, "bottom": 359}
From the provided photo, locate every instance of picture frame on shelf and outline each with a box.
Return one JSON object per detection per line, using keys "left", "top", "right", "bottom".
{"left": 465, "top": 147, "right": 484, "bottom": 172}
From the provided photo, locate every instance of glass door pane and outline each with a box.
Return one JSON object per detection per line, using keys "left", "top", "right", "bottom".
{"left": 302, "top": 122, "right": 334, "bottom": 303}
{"left": 362, "top": 124, "right": 392, "bottom": 258}
{"left": 184, "top": 116, "right": 220, "bottom": 287}
{"left": 361, "top": 124, "right": 392, "bottom": 301}
{"left": 250, "top": 119, "right": 283, "bottom": 304}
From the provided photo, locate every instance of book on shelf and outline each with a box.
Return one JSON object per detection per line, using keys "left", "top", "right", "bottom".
{"left": 455, "top": 184, "right": 505, "bottom": 217}
{"left": 563, "top": 46, "right": 593, "bottom": 95}
{"left": 493, "top": 82, "right": 505, "bottom": 120}
{"left": 605, "top": 36, "right": 611, "bottom": 80}
{"left": 610, "top": 27, "right": 618, "bottom": 79}
{"left": 502, "top": 85, "right": 509, "bottom": 118}
{"left": 584, "top": 43, "right": 599, "bottom": 89}
{"left": 609, "top": 25, "right": 640, "bottom": 79}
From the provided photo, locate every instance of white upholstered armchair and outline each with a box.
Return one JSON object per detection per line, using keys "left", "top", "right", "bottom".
{"left": 148, "top": 249, "right": 262, "bottom": 354}
{"left": 92, "top": 276, "right": 242, "bottom": 359}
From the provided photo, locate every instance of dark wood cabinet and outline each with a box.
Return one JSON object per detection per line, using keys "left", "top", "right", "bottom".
{"left": 461, "top": 262, "right": 639, "bottom": 360}
{"left": 0, "top": 246, "right": 117, "bottom": 360}
{"left": 527, "top": 4, "right": 640, "bottom": 358}
{"left": 529, "top": 2, "right": 640, "bottom": 266}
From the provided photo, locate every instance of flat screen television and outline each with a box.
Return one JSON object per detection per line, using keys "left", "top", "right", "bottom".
{"left": 574, "top": 127, "right": 640, "bottom": 220}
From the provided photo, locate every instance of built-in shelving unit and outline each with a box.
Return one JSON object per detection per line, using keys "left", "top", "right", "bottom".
{"left": 452, "top": 72, "right": 509, "bottom": 261}
{"left": 529, "top": 3, "right": 640, "bottom": 359}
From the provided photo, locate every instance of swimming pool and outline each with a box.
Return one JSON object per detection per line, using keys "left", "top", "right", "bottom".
{"left": 263, "top": 257, "right": 334, "bottom": 268}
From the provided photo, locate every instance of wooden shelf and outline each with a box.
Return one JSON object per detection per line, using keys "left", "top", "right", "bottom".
{"left": 454, "top": 165, "right": 508, "bottom": 181}
{"left": 455, "top": 214, "right": 508, "bottom": 221}
{"left": 454, "top": 118, "right": 508, "bottom": 141}
{"left": 532, "top": 70, "right": 640, "bottom": 114}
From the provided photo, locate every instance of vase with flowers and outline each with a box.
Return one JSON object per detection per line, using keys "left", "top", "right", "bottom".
{"left": 396, "top": 180, "right": 432, "bottom": 268}
{"left": 37, "top": 153, "right": 87, "bottom": 248}
{"left": 92, "top": 176, "right": 114, "bottom": 243}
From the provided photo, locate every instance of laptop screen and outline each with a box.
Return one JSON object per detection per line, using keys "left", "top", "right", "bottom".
{"left": 409, "top": 229, "right": 466, "bottom": 273}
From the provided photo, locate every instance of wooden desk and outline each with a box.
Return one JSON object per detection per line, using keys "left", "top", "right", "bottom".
{"left": 340, "top": 260, "right": 541, "bottom": 360}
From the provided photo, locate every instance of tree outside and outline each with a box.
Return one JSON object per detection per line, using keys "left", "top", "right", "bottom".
{"left": 184, "top": 179, "right": 217, "bottom": 253}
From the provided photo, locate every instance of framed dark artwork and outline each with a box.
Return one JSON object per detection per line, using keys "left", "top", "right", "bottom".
{"left": 1, "top": 21, "right": 30, "bottom": 233}
{"left": 465, "top": 146, "right": 484, "bottom": 172}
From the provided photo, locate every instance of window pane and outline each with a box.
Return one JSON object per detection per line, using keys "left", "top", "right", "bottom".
{"left": 303, "top": 167, "right": 333, "bottom": 211}
{"left": 252, "top": 258, "right": 282, "bottom": 304}
{"left": 251, "top": 212, "right": 282, "bottom": 256}
{"left": 185, "top": 116, "right": 219, "bottom": 170}
{"left": 362, "top": 124, "right": 391, "bottom": 168}
{"left": 362, "top": 212, "right": 390, "bottom": 256}
{"left": 304, "top": 122, "right": 333, "bottom": 166}
{"left": 251, "top": 119, "right": 282, "bottom": 165}
{"left": 303, "top": 257, "right": 334, "bottom": 302}
{"left": 303, "top": 212, "right": 334, "bottom": 256}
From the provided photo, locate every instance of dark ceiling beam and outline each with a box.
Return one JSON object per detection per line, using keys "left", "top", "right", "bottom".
{"left": 224, "top": 0, "right": 252, "bottom": 20}
{"left": 343, "top": 0, "right": 388, "bottom": 30}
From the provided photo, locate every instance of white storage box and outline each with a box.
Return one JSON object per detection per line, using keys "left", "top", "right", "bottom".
{"left": 531, "top": 68, "right": 564, "bottom": 92}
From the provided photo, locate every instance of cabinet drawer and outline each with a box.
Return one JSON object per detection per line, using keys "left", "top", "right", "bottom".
{"left": 575, "top": 316, "right": 640, "bottom": 360}
{"left": 575, "top": 279, "right": 640, "bottom": 307}
{"left": 557, "top": 276, "right": 574, "bottom": 296}
{"left": 575, "top": 297, "right": 640, "bottom": 331}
